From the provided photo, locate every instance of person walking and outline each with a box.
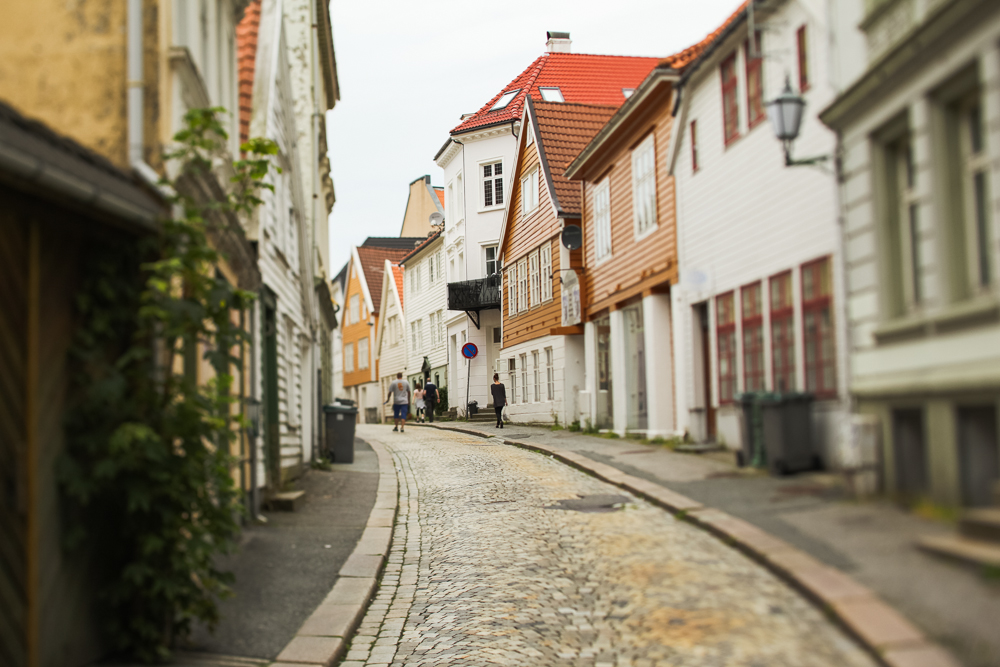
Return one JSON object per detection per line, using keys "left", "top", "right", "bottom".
{"left": 414, "top": 381, "right": 425, "bottom": 423}
{"left": 423, "top": 376, "right": 439, "bottom": 423}
{"left": 490, "top": 373, "right": 507, "bottom": 429}
{"left": 386, "top": 372, "right": 411, "bottom": 433}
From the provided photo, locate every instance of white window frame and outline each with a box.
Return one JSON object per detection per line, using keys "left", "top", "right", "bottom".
{"left": 410, "top": 321, "right": 418, "bottom": 352}
{"left": 517, "top": 259, "right": 528, "bottom": 313}
{"left": 520, "top": 353, "right": 528, "bottom": 403}
{"left": 509, "top": 358, "right": 517, "bottom": 403}
{"left": 632, "top": 134, "right": 657, "bottom": 239}
{"left": 529, "top": 251, "right": 540, "bottom": 307}
{"left": 344, "top": 341, "right": 354, "bottom": 373}
{"left": 437, "top": 310, "right": 445, "bottom": 346}
{"left": 349, "top": 294, "right": 359, "bottom": 324}
{"left": 593, "top": 179, "right": 612, "bottom": 262}
{"left": 533, "top": 351, "right": 540, "bottom": 402}
{"left": 540, "top": 243, "right": 552, "bottom": 302}
{"left": 545, "top": 347, "right": 554, "bottom": 400}
{"left": 539, "top": 87, "right": 564, "bottom": 102}
{"left": 428, "top": 255, "right": 435, "bottom": 283}
{"left": 358, "top": 336, "right": 369, "bottom": 370}
{"left": 485, "top": 245, "right": 499, "bottom": 277}
{"left": 480, "top": 159, "right": 505, "bottom": 211}
{"left": 521, "top": 169, "right": 539, "bottom": 218}
{"left": 508, "top": 265, "right": 518, "bottom": 316}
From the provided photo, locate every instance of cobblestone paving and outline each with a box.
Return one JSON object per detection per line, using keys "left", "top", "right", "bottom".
{"left": 341, "top": 427, "right": 877, "bottom": 667}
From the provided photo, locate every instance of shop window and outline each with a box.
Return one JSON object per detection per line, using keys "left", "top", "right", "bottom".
{"left": 769, "top": 271, "right": 795, "bottom": 392}
{"left": 801, "top": 257, "right": 836, "bottom": 397}
{"left": 741, "top": 282, "right": 764, "bottom": 391}
{"left": 716, "top": 292, "right": 736, "bottom": 404}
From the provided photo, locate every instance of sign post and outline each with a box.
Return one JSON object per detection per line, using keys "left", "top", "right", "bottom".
{"left": 461, "top": 342, "right": 478, "bottom": 420}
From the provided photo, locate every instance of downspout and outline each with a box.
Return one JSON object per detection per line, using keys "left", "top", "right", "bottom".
{"left": 127, "top": 0, "right": 172, "bottom": 197}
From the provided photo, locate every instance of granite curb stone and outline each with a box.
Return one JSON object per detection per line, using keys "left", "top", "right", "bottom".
{"left": 413, "top": 421, "right": 960, "bottom": 667}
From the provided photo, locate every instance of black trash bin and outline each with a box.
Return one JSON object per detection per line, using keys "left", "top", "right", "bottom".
{"left": 760, "top": 393, "right": 817, "bottom": 475}
{"left": 323, "top": 403, "right": 358, "bottom": 463}
{"left": 736, "top": 392, "right": 772, "bottom": 468}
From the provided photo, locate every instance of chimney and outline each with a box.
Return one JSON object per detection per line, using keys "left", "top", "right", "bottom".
{"left": 545, "top": 31, "right": 571, "bottom": 53}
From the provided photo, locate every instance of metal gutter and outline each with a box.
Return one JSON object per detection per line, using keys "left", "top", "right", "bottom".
{"left": 128, "top": 0, "right": 173, "bottom": 198}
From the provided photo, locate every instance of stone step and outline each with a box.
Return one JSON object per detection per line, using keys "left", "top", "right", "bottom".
{"left": 916, "top": 534, "right": 1000, "bottom": 568}
{"left": 959, "top": 508, "right": 1000, "bottom": 543}
{"left": 266, "top": 490, "right": 306, "bottom": 512}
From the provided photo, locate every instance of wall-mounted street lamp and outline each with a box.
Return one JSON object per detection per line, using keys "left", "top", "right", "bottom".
{"left": 766, "top": 78, "right": 830, "bottom": 167}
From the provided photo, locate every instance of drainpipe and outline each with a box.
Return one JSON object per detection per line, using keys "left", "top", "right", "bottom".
{"left": 127, "top": 0, "right": 173, "bottom": 197}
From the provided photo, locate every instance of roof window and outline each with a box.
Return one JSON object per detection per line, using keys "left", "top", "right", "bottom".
{"left": 539, "top": 87, "right": 564, "bottom": 102}
{"left": 491, "top": 90, "right": 520, "bottom": 111}
{"left": 623, "top": 88, "right": 635, "bottom": 99}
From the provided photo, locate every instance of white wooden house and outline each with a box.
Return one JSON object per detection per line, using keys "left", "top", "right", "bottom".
{"left": 376, "top": 259, "right": 408, "bottom": 421}
{"left": 400, "top": 231, "right": 449, "bottom": 401}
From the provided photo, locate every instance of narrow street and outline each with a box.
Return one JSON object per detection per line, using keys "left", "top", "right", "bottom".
{"left": 343, "top": 426, "right": 876, "bottom": 667}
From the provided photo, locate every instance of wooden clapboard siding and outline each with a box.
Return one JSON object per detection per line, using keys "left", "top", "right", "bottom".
{"left": 503, "top": 237, "right": 562, "bottom": 348}
{"left": 0, "top": 208, "right": 28, "bottom": 667}
{"left": 504, "top": 141, "right": 561, "bottom": 261}
{"left": 581, "top": 101, "right": 678, "bottom": 317}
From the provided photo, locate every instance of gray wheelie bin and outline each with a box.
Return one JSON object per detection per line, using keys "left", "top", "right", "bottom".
{"left": 323, "top": 403, "right": 358, "bottom": 463}
{"left": 760, "top": 393, "right": 817, "bottom": 475}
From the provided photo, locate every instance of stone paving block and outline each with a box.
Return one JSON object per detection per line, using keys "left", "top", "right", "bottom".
{"left": 339, "top": 553, "right": 384, "bottom": 578}
{"left": 833, "top": 597, "right": 925, "bottom": 649}
{"left": 354, "top": 526, "right": 393, "bottom": 555}
{"left": 374, "top": 492, "right": 397, "bottom": 509}
{"left": 367, "top": 508, "right": 396, "bottom": 527}
{"left": 883, "top": 643, "right": 963, "bottom": 667}
{"left": 275, "top": 635, "right": 342, "bottom": 665}
{"left": 321, "top": 576, "right": 376, "bottom": 606}
{"left": 298, "top": 604, "right": 361, "bottom": 637}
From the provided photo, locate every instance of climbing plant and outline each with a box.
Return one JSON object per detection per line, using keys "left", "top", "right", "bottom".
{"left": 60, "top": 108, "right": 278, "bottom": 663}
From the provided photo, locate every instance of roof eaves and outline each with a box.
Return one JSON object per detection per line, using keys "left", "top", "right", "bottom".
{"left": 399, "top": 229, "right": 443, "bottom": 265}
{"left": 677, "top": 1, "right": 757, "bottom": 88}
{"left": 525, "top": 96, "right": 565, "bottom": 218}
{"left": 433, "top": 137, "right": 455, "bottom": 161}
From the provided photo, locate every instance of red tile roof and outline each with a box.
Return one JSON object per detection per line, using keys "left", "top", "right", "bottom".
{"left": 532, "top": 101, "right": 618, "bottom": 216}
{"left": 661, "top": 1, "right": 750, "bottom": 71}
{"left": 434, "top": 187, "right": 445, "bottom": 210}
{"left": 399, "top": 230, "right": 443, "bottom": 265}
{"left": 392, "top": 264, "right": 404, "bottom": 311}
{"left": 357, "top": 245, "right": 415, "bottom": 314}
{"left": 451, "top": 52, "right": 659, "bottom": 135}
{"left": 236, "top": 0, "right": 261, "bottom": 149}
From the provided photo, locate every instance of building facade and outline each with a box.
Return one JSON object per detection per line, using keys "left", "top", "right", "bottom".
{"left": 376, "top": 259, "right": 408, "bottom": 420}
{"left": 400, "top": 231, "right": 450, "bottom": 402}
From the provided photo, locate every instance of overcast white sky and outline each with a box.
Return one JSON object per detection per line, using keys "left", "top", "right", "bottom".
{"left": 324, "top": 0, "right": 744, "bottom": 275}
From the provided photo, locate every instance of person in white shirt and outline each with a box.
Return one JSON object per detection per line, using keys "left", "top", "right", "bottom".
{"left": 386, "top": 372, "right": 411, "bottom": 433}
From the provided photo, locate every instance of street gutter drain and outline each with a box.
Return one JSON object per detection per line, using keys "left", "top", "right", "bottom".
{"left": 545, "top": 494, "right": 631, "bottom": 513}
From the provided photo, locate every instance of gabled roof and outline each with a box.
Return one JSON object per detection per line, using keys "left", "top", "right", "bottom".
{"left": 450, "top": 52, "right": 659, "bottom": 136}
{"left": 399, "top": 230, "right": 443, "bottom": 265}
{"left": 362, "top": 236, "right": 428, "bottom": 251}
{"left": 236, "top": 0, "right": 262, "bottom": 148}
{"left": 434, "top": 187, "right": 445, "bottom": 210}
{"left": 674, "top": 0, "right": 753, "bottom": 84}
{"left": 356, "top": 245, "right": 414, "bottom": 314}
{"left": 532, "top": 100, "right": 618, "bottom": 217}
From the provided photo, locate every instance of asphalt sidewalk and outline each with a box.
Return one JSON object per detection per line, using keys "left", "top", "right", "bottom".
{"left": 419, "top": 421, "right": 1000, "bottom": 667}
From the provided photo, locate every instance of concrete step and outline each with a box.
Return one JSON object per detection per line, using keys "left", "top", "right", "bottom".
{"left": 266, "top": 490, "right": 306, "bottom": 512}
{"left": 959, "top": 508, "right": 1000, "bottom": 543}
{"left": 916, "top": 534, "right": 1000, "bottom": 568}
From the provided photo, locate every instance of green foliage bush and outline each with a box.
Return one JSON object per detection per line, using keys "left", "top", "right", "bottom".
{"left": 59, "top": 108, "right": 278, "bottom": 663}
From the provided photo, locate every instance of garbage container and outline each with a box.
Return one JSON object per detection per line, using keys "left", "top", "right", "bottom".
{"left": 736, "top": 392, "right": 773, "bottom": 468}
{"left": 323, "top": 403, "right": 358, "bottom": 463}
{"left": 760, "top": 393, "right": 817, "bottom": 475}
{"left": 467, "top": 400, "right": 479, "bottom": 416}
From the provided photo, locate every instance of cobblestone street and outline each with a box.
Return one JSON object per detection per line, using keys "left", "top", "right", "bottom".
{"left": 341, "top": 426, "right": 877, "bottom": 667}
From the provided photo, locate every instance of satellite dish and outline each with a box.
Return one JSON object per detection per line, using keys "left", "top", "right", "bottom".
{"left": 561, "top": 225, "right": 582, "bottom": 250}
{"left": 429, "top": 212, "right": 444, "bottom": 228}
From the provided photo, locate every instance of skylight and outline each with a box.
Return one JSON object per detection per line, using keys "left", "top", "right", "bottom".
{"left": 622, "top": 88, "right": 635, "bottom": 99}
{"left": 539, "top": 87, "right": 565, "bottom": 103}
{"left": 490, "top": 90, "right": 520, "bottom": 111}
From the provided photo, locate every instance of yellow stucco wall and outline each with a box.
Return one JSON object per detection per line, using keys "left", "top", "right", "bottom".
{"left": 400, "top": 176, "right": 443, "bottom": 238}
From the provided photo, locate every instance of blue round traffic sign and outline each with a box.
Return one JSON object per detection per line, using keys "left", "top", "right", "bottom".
{"left": 461, "top": 342, "right": 478, "bottom": 359}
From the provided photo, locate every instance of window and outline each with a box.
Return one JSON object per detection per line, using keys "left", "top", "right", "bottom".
{"left": 539, "top": 87, "right": 564, "bottom": 102}
{"left": 721, "top": 52, "right": 740, "bottom": 145}
{"left": 517, "top": 259, "right": 528, "bottom": 313}
{"left": 361, "top": 299, "right": 367, "bottom": 320}
{"left": 690, "top": 120, "right": 699, "bottom": 172}
{"left": 533, "top": 351, "right": 540, "bottom": 402}
{"left": 529, "top": 251, "right": 540, "bottom": 307}
{"left": 428, "top": 255, "right": 435, "bottom": 282}
{"left": 884, "top": 134, "right": 921, "bottom": 310}
{"left": 525, "top": 121, "right": 534, "bottom": 146}
{"left": 437, "top": 251, "right": 444, "bottom": 281}
{"left": 545, "top": 348, "right": 554, "bottom": 400}
{"left": 493, "top": 327, "right": 502, "bottom": 344}
{"left": 770, "top": 271, "right": 795, "bottom": 392}
{"left": 801, "top": 257, "right": 836, "bottom": 397}
{"left": 428, "top": 312, "right": 437, "bottom": 346}
{"left": 410, "top": 321, "right": 418, "bottom": 352}
{"left": 632, "top": 134, "right": 657, "bottom": 236}
{"left": 741, "top": 282, "right": 764, "bottom": 392}
{"left": 508, "top": 265, "right": 518, "bottom": 316}
{"left": 520, "top": 353, "right": 528, "bottom": 403}
{"left": 796, "top": 26, "right": 809, "bottom": 92}
{"left": 344, "top": 341, "right": 354, "bottom": 373}
{"left": 483, "top": 161, "right": 504, "bottom": 208}
{"left": 456, "top": 172, "right": 464, "bottom": 219}
{"left": 437, "top": 310, "right": 445, "bottom": 346}
{"left": 958, "top": 98, "right": 993, "bottom": 289}
{"left": 485, "top": 245, "right": 499, "bottom": 277}
{"left": 745, "top": 31, "right": 764, "bottom": 128}
{"left": 349, "top": 294, "right": 359, "bottom": 324}
{"left": 622, "top": 88, "right": 635, "bottom": 99}
{"left": 521, "top": 169, "right": 539, "bottom": 217}
{"left": 491, "top": 89, "right": 519, "bottom": 111}
{"left": 286, "top": 322, "right": 299, "bottom": 424}
{"left": 540, "top": 243, "right": 552, "bottom": 301}
{"left": 593, "top": 179, "right": 611, "bottom": 260}
{"left": 509, "top": 358, "right": 517, "bottom": 403}
{"left": 358, "top": 336, "right": 369, "bottom": 370}
{"left": 716, "top": 292, "right": 736, "bottom": 404}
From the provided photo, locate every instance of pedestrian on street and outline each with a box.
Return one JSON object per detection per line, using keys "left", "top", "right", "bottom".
{"left": 491, "top": 373, "right": 507, "bottom": 429}
{"left": 414, "top": 381, "right": 425, "bottom": 422}
{"left": 423, "top": 376, "right": 439, "bottom": 423}
{"left": 386, "top": 372, "right": 411, "bottom": 433}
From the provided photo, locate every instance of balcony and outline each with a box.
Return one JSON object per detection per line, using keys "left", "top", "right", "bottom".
{"left": 447, "top": 275, "right": 501, "bottom": 329}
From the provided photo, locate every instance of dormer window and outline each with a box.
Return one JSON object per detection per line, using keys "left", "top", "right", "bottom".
{"left": 539, "top": 87, "right": 564, "bottom": 102}
{"left": 491, "top": 90, "right": 519, "bottom": 110}
{"left": 623, "top": 88, "right": 635, "bottom": 99}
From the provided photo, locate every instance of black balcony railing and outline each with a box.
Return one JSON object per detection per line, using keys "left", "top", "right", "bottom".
{"left": 447, "top": 275, "right": 501, "bottom": 329}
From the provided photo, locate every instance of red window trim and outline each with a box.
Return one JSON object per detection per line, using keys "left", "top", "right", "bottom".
{"left": 796, "top": 26, "right": 810, "bottom": 93}
{"left": 745, "top": 32, "right": 765, "bottom": 129}
{"left": 741, "top": 282, "right": 765, "bottom": 392}
{"left": 716, "top": 291, "right": 737, "bottom": 404}
{"left": 769, "top": 271, "right": 795, "bottom": 393}
{"left": 720, "top": 53, "right": 741, "bottom": 146}
{"left": 801, "top": 257, "right": 835, "bottom": 398}
{"left": 690, "top": 120, "right": 699, "bottom": 172}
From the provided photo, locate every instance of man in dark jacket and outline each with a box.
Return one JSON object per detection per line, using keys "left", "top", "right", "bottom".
{"left": 490, "top": 373, "right": 507, "bottom": 428}
{"left": 423, "top": 377, "right": 439, "bottom": 423}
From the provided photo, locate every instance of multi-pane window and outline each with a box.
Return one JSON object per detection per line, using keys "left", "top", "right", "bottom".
{"left": 770, "top": 271, "right": 796, "bottom": 392}
{"left": 428, "top": 255, "right": 435, "bottom": 282}
{"left": 509, "top": 358, "right": 517, "bottom": 404}
{"left": 716, "top": 292, "right": 736, "bottom": 404}
{"left": 545, "top": 348, "right": 554, "bottom": 400}
{"left": 540, "top": 243, "right": 552, "bottom": 301}
{"left": 437, "top": 310, "right": 445, "bottom": 346}
{"left": 358, "top": 336, "right": 369, "bottom": 370}
{"left": 428, "top": 312, "right": 437, "bottom": 346}
{"left": 521, "top": 169, "right": 539, "bottom": 217}
{"left": 517, "top": 259, "right": 528, "bottom": 313}
{"left": 632, "top": 134, "right": 657, "bottom": 236}
{"left": 593, "top": 179, "right": 611, "bottom": 260}
{"left": 485, "top": 245, "right": 498, "bottom": 277}
{"left": 797, "top": 26, "right": 809, "bottom": 92}
{"left": 887, "top": 135, "right": 921, "bottom": 309}
{"left": 959, "top": 99, "right": 993, "bottom": 289}
{"left": 344, "top": 342, "right": 354, "bottom": 373}
{"left": 410, "top": 321, "right": 419, "bottom": 352}
{"left": 690, "top": 120, "right": 699, "bottom": 172}
{"left": 349, "top": 294, "right": 359, "bottom": 324}
{"left": 533, "top": 351, "right": 540, "bottom": 402}
{"left": 745, "top": 31, "right": 764, "bottom": 128}
{"left": 508, "top": 265, "right": 518, "bottom": 316}
{"left": 741, "top": 282, "right": 765, "bottom": 392}
{"left": 520, "top": 353, "right": 528, "bottom": 403}
{"left": 721, "top": 52, "right": 740, "bottom": 145}
{"left": 529, "top": 251, "right": 540, "bottom": 307}
{"left": 802, "top": 257, "right": 836, "bottom": 397}
{"left": 437, "top": 252, "right": 444, "bottom": 282}
{"left": 483, "top": 161, "right": 504, "bottom": 208}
